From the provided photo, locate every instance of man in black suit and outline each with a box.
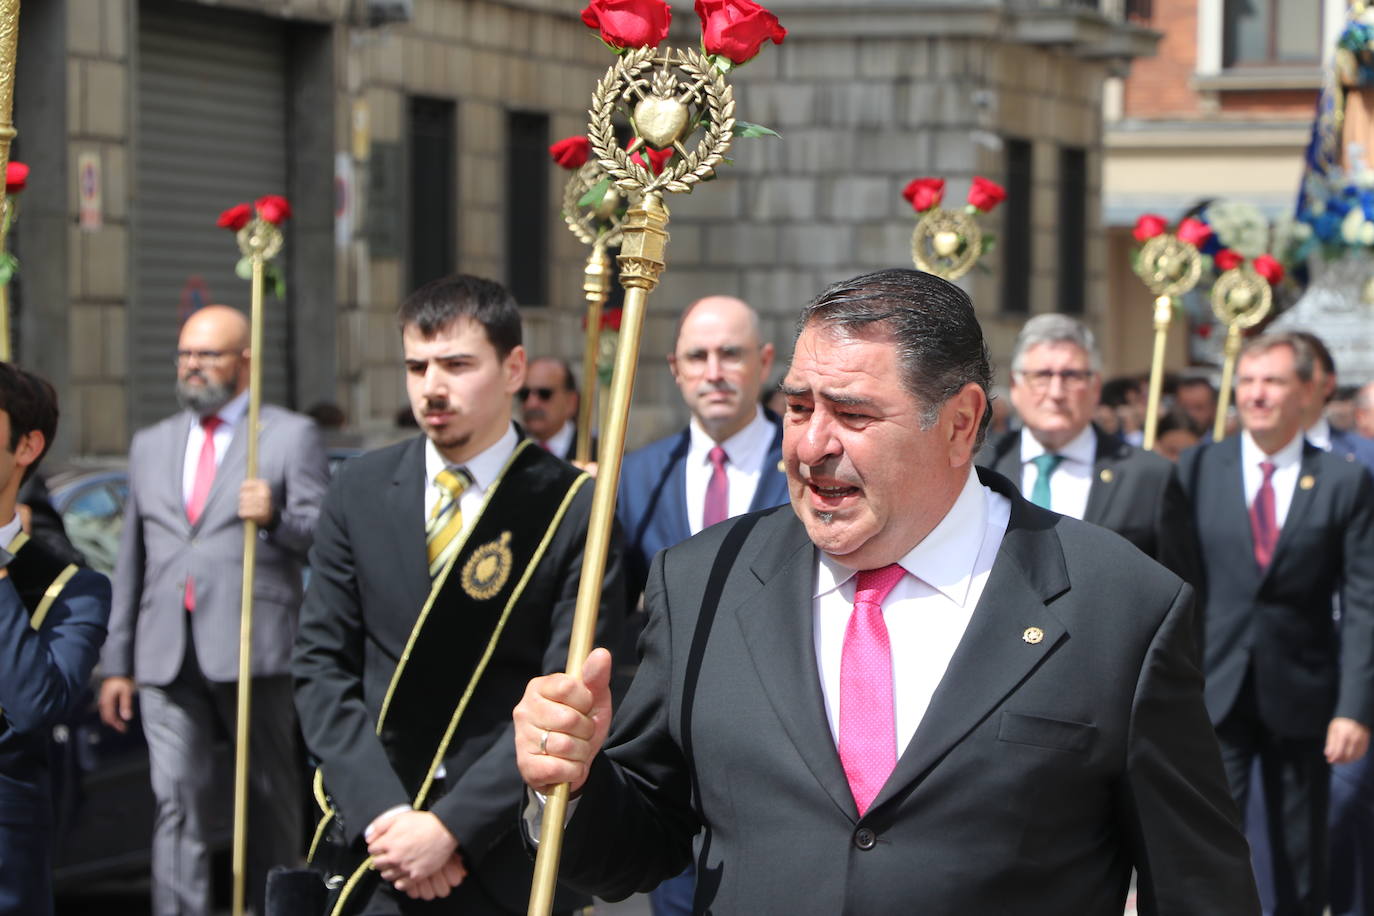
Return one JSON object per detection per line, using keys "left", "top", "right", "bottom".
{"left": 515, "top": 269, "right": 1258, "bottom": 915}
{"left": 519, "top": 357, "right": 584, "bottom": 461}
{"left": 978, "top": 313, "right": 1199, "bottom": 585}
{"left": 1179, "top": 331, "right": 1374, "bottom": 916}
{"left": 292, "top": 275, "right": 623, "bottom": 914}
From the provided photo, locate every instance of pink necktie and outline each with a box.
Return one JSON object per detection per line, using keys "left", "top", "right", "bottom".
{"left": 184, "top": 415, "right": 223, "bottom": 611}
{"left": 1250, "top": 460, "right": 1277, "bottom": 570}
{"left": 839, "top": 563, "right": 905, "bottom": 816}
{"left": 703, "top": 445, "right": 729, "bottom": 528}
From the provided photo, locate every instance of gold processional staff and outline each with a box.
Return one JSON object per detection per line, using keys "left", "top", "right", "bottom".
{"left": 1210, "top": 262, "right": 1275, "bottom": 441}
{"left": 527, "top": 0, "right": 786, "bottom": 909}
{"left": 0, "top": 0, "right": 19, "bottom": 361}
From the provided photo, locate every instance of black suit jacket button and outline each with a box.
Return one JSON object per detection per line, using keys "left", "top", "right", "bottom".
{"left": 854, "top": 827, "right": 876, "bottom": 850}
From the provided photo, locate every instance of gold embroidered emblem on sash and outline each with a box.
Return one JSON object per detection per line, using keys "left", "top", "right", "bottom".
{"left": 462, "top": 531, "right": 513, "bottom": 600}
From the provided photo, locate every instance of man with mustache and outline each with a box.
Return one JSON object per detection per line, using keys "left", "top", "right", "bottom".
{"left": 518, "top": 358, "right": 586, "bottom": 461}
{"left": 292, "top": 274, "right": 623, "bottom": 914}
{"left": 515, "top": 268, "right": 1258, "bottom": 914}
{"left": 1178, "top": 332, "right": 1374, "bottom": 916}
{"left": 614, "top": 294, "right": 787, "bottom": 915}
{"left": 98, "top": 304, "right": 330, "bottom": 916}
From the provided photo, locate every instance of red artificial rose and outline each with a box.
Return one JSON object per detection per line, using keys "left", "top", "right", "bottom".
{"left": 581, "top": 0, "right": 671, "bottom": 51}
{"left": 967, "top": 176, "right": 1006, "bottom": 212}
{"left": 1195, "top": 323, "right": 1213, "bottom": 339}
{"left": 1176, "top": 217, "right": 1212, "bottom": 247}
{"left": 1253, "top": 253, "right": 1285, "bottom": 286}
{"left": 601, "top": 307, "right": 623, "bottom": 331}
{"left": 902, "top": 177, "right": 945, "bottom": 213}
{"left": 255, "top": 194, "right": 292, "bottom": 225}
{"left": 695, "top": 0, "right": 786, "bottom": 66}
{"left": 5, "top": 161, "right": 27, "bottom": 195}
{"left": 549, "top": 136, "right": 591, "bottom": 170}
{"left": 630, "top": 140, "right": 673, "bottom": 175}
{"left": 1132, "top": 213, "right": 1168, "bottom": 243}
{"left": 217, "top": 203, "right": 253, "bottom": 232}
{"left": 1214, "top": 249, "right": 1243, "bottom": 272}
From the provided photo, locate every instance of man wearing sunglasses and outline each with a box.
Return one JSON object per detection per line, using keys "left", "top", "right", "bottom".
{"left": 518, "top": 358, "right": 587, "bottom": 462}
{"left": 977, "top": 313, "right": 1200, "bottom": 588}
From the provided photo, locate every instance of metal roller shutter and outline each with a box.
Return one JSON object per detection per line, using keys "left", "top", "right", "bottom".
{"left": 132, "top": 1, "right": 290, "bottom": 430}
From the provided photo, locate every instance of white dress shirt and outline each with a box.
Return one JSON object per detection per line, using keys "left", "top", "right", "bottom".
{"left": 181, "top": 391, "right": 249, "bottom": 507}
{"left": 423, "top": 423, "right": 519, "bottom": 539}
{"left": 814, "top": 469, "right": 1011, "bottom": 758}
{"left": 538, "top": 420, "right": 575, "bottom": 459}
{"left": 684, "top": 407, "right": 776, "bottom": 535}
{"left": 0, "top": 511, "right": 22, "bottom": 562}
{"left": 1241, "top": 429, "right": 1304, "bottom": 529}
{"left": 1017, "top": 424, "right": 1095, "bottom": 520}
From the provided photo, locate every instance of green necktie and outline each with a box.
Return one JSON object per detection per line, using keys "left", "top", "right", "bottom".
{"left": 1029, "top": 453, "right": 1063, "bottom": 509}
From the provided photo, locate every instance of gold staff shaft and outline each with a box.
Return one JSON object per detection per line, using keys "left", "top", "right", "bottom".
{"left": 528, "top": 192, "right": 669, "bottom": 916}
{"left": 231, "top": 254, "right": 266, "bottom": 916}
{"left": 0, "top": 0, "right": 21, "bottom": 362}
{"left": 1214, "top": 322, "right": 1243, "bottom": 442}
{"left": 1143, "top": 295, "right": 1172, "bottom": 452}
{"left": 576, "top": 242, "right": 612, "bottom": 465}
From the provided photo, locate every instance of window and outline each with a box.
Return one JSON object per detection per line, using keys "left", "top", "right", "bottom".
{"left": 1223, "top": 0, "right": 1321, "bottom": 67}
{"left": 1001, "top": 139, "right": 1033, "bottom": 315}
{"left": 408, "top": 97, "right": 456, "bottom": 291}
{"left": 506, "top": 110, "right": 550, "bottom": 307}
{"left": 1058, "top": 147, "right": 1087, "bottom": 316}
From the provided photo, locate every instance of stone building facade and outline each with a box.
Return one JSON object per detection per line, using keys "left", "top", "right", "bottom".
{"left": 17, "top": 0, "right": 1154, "bottom": 458}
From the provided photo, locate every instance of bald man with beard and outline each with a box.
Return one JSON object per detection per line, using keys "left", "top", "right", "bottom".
{"left": 99, "top": 305, "right": 330, "bottom": 916}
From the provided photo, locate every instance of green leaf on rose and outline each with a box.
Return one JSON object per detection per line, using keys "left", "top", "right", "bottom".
{"left": 733, "top": 121, "right": 780, "bottom": 139}
{"left": 578, "top": 177, "right": 612, "bottom": 209}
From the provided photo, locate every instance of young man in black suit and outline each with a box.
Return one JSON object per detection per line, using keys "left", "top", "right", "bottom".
{"left": 293, "top": 275, "right": 624, "bottom": 914}
{"left": 1179, "top": 331, "right": 1374, "bottom": 916}
{"left": 515, "top": 269, "right": 1258, "bottom": 915}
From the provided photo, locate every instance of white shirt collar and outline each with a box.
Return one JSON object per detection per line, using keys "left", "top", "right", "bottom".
{"left": 1241, "top": 427, "right": 1305, "bottom": 469}
{"left": 1019, "top": 423, "right": 1096, "bottom": 467}
{"left": 424, "top": 422, "right": 519, "bottom": 493}
{"left": 540, "top": 419, "right": 576, "bottom": 457}
{"left": 687, "top": 407, "right": 773, "bottom": 471}
{"left": 1306, "top": 417, "right": 1333, "bottom": 452}
{"left": 0, "top": 511, "right": 21, "bottom": 554}
{"left": 814, "top": 468, "right": 987, "bottom": 608}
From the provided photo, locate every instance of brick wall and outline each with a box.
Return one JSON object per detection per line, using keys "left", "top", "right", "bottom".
{"left": 1124, "top": 0, "right": 1201, "bottom": 118}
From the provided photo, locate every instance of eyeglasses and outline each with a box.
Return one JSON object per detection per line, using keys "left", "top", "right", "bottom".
{"left": 518, "top": 387, "right": 557, "bottom": 402}
{"left": 1015, "top": 369, "right": 1096, "bottom": 391}
{"left": 674, "top": 346, "right": 753, "bottom": 375}
{"left": 174, "top": 349, "right": 234, "bottom": 365}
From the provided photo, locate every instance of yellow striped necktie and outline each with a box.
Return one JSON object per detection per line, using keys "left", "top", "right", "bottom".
{"left": 426, "top": 467, "right": 472, "bottom": 578}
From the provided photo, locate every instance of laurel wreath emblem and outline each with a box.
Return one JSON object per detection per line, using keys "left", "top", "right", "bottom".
{"left": 588, "top": 46, "right": 735, "bottom": 196}
{"left": 562, "top": 162, "right": 628, "bottom": 248}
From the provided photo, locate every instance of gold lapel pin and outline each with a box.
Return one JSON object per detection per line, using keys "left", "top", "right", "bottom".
{"left": 1099, "top": 469, "right": 1114, "bottom": 483}
{"left": 1022, "top": 626, "right": 1044, "bottom": 645}
{"left": 1300, "top": 474, "right": 1315, "bottom": 491}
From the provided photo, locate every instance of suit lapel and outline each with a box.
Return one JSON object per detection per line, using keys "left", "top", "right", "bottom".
{"left": 663, "top": 431, "right": 691, "bottom": 541}
{"left": 168, "top": 412, "right": 195, "bottom": 530}
{"left": 1216, "top": 437, "right": 1258, "bottom": 573}
{"left": 748, "top": 417, "right": 789, "bottom": 512}
{"left": 871, "top": 475, "right": 1071, "bottom": 813}
{"left": 732, "top": 517, "right": 855, "bottom": 818}
{"left": 388, "top": 437, "right": 430, "bottom": 613}
{"left": 1269, "top": 443, "right": 1322, "bottom": 575}
{"left": 1083, "top": 427, "right": 1123, "bottom": 524}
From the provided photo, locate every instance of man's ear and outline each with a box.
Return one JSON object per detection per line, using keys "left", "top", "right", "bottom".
{"left": 505, "top": 345, "right": 528, "bottom": 395}
{"left": 944, "top": 383, "right": 985, "bottom": 467}
{"left": 13, "top": 429, "right": 43, "bottom": 472}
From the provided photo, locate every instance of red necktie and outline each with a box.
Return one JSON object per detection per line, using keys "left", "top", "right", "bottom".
{"left": 839, "top": 563, "right": 905, "bottom": 816}
{"left": 703, "top": 445, "right": 729, "bottom": 528}
{"left": 1250, "top": 460, "right": 1277, "bottom": 570}
{"left": 184, "top": 415, "right": 223, "bottom": 610}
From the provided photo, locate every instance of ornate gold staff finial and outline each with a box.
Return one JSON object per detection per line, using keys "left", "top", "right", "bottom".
{"left": 528, "top": 0, "right": 787, "bottom": 907}
{"left": 1209, "top": 264, "right": 1276, "bottom": 441}
{"left": 219, "top": 196, "right": 288, "bottom": 916}
{"left": 1131, "top": 216, "right": 1207, "bottom": 451}
{"left": 902, "top": 175, "right": 1005, "bottom": 282}
{"left": 559, "top": 156, "right": 631, "bottom": 465}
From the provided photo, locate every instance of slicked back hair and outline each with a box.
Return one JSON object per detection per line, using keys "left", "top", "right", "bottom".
{"left": 397, "top": 274, "right": 522, "bottom": 358}
{"left": 0, "top": 362, "right": 58, "bottom": 482}
{"left": 796, "top": 268, "right": 993, "bottom": 450}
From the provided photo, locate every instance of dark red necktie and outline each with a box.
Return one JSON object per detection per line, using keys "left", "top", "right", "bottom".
{"left": 703, "top": 445, "right": 729, "bottom": 528}
{"left": 184, "top": 415, "right": 223, "bottom": 610}
{"left": 1250, "top": 460, "right": 1277, "bottom": 570}
{"left": 839, "top": 564, "right": 905, "bottom": 816}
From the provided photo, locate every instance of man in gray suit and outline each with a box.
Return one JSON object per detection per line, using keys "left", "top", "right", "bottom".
{"left": 515, "top": 269, "right": 1258, "bottom": 914}
{"left": 98, "top": 305, "right": 330, "bottom": 916}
